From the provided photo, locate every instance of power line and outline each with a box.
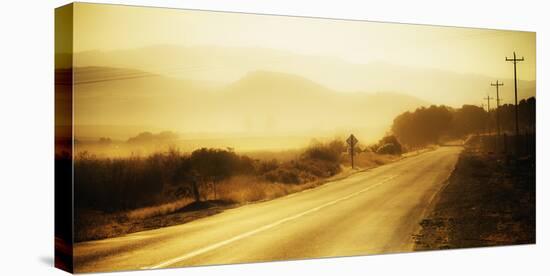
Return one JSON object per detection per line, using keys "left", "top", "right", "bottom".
{"left": 71, "top": 52, "right": 297, "bottom": 85}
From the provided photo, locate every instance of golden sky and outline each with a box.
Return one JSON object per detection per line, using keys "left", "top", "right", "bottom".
{"left": 73, "top": 2, "right": 535, "bottom": 81}
{"left": 65, "top": 3, "right": 537, "bottom": 153}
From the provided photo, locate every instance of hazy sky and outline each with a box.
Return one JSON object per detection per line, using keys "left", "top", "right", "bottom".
{"left": 67, "top": 3, "right": 537, "bottom": 152}
{"left": 73, "top": 3, "right": 535, "bottom": 81}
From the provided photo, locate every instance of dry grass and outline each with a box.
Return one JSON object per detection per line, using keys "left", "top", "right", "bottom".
{"left": 341, "top": 151, "right": 398, "bottom": 169}
{"left": 75, "top": 145, "right": 405, "bottom": 242}
{"left": 125, "top": 197, "right": 195, "bottom": 220}
{"left": 74, "top": 176, "right": 321, "bottom": 242}
{"left": 217, "top": 176, "right": 288, "bottom": 203}
{"left": 244, "top": 149, "right": 301, "bottom": 162}
{"left": 216, "top": 175, "right": 321, "bottom": 204}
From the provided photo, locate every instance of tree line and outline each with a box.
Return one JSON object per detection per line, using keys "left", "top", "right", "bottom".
{"left": 391, "top": 97, "right": 535, "bottom": 148}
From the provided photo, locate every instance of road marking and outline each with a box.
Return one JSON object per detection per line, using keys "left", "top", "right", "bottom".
{"left": 143, "top": 175, "right": 398, "bottom": 269}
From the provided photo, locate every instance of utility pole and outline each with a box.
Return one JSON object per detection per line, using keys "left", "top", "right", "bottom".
{"left": 506, "top": 52, "right": 524, "bottom": 154}
{"left": 484, "top": 95, "right": 493, "bottom": 135}
{"left": 491, "top": 81, "right": 504, "bottom": 148}
{"left": 484, "top": 95, "right": 493, "bottom": 113}
{"left": 481, "top": 103, "right": 486, "bottom": 133}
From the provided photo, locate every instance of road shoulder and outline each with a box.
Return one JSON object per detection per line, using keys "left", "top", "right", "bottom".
{"left": 412, "top": 147, "right": 535, "bottom": 250}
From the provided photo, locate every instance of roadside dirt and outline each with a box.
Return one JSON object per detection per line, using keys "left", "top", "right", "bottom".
{"left": 413, "top": 135, "right": 535, "bottom": 250}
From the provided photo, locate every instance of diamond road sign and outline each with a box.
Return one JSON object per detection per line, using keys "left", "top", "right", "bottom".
{"left": 346, "top": 134, "right": 358, "bottom": 147}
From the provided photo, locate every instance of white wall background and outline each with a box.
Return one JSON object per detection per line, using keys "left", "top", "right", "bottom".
{"left": 0, "top": 0, "right": 547, "bottom": 275}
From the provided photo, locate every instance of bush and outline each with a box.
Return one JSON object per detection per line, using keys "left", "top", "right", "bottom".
{"left": 74, "top": 140, "right": 346, "bottom": 212}
{"left": 375, "top": 135, "right": 403, "bottom": 155}
{"left": 74, "top": 147, "right": 258, "bottom": 212}
{"left": 303, "top": 140, "right": 345, "bottom": 162}
{"left": 259, "top": 140, "right": 343, "bottom": 184}
{"left": 376, "top": 143, "right": 401, "bottom": 155}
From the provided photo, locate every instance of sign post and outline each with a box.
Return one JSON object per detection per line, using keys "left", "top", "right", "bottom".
{"left": 346, "top": 134, "right": 358, "bottom": 169}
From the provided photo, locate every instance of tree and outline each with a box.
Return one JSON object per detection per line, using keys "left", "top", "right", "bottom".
{"left": 376, "top": 135, "right": 402, "bottom": 155}
{"left": 392, "top": 105, "right": 453, "bottom": 148}
{"left": 450, "top": 105, "right": 487, "bottom": 137}
{"left": 390, "top": 98, "right": 536, "bottom": 149}
{"left": 190, "top": 148, "right": 240, "bottom": 200}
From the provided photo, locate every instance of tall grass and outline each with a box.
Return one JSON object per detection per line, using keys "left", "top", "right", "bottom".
{"left": 75, "top": 141, "right": 348, "bottom": 213}
{"left": 217, "top": 176, "right": 288, "bottom": 203}
{"left": 125, "top": 197, "right": 195, "bottom": 220}
{"left": 74, "top": 139, "right": 402, "bottom": 241}
{"left": 341, "top": 151, "right": 397, "bottom": 169}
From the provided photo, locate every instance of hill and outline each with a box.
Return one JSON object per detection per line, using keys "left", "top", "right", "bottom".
{"left": 74, "top": 45, "right": 536, "bottom": 107}
{"left": 73, "top": 67, "right": 429, "bottom": 146}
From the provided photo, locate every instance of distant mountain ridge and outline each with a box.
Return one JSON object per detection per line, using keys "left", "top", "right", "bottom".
{"left": 73, "top": 66, "right": 429, "bottom": 143}
{"left": 74, "top": 45, "right": 536, "bottom": 107}
{"left": 74, "top": 66, "right": 158, "bottom": 84}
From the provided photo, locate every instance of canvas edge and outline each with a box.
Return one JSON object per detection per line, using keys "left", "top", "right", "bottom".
{"left": 55, "top": 2, "right": 75, "bottom": 274}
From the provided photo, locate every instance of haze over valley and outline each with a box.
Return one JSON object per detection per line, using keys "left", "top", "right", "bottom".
{"left": 65, "top": 4, "right": 535, "bottom": 155}
{"left": 73, "top": 64, "right": 429, "bottom": 154}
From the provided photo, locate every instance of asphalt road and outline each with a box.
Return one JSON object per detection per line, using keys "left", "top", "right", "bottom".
{"left": 74, "top": 146, "right": 462, "bottom": 273}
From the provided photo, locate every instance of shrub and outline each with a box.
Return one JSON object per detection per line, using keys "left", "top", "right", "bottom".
{"left": 74, "top": 140, "right": 346, "bottom": 212}
{"left": 376, "top": 143, "right": 401, "bottom": 155}
{"left": 375, "top": 135, "right": 403, "bottom": 155}
{"left": 303, "top": 140, "right": 344, "bottom": 163}
{"left": 74, "top": 147, "right": 258, "bottom": 212}
{"left": 259, "top": 140, "right": 343, "bottom": 184}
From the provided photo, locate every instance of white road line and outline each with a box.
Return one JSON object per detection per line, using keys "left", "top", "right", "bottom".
{"left": 143, "top": 175, "right": 398, "bottom": 269}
